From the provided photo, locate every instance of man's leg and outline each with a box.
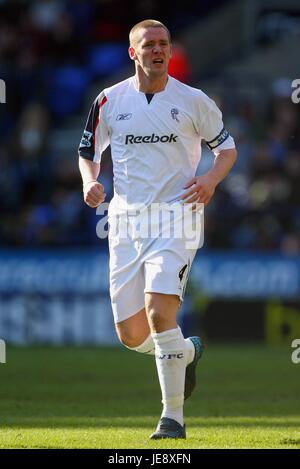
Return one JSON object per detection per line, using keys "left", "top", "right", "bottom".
{"left": 115, "top": 298, "right": 202, "bottom": 438}
{"left": 145, "top": 292, "right": 196, "bottom": 438}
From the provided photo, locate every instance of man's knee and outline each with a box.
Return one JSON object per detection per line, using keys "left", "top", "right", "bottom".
{"left": 147, "top": 307, "right": 163, "bottom": 329}
{"left": 115, "top": 324, "right": 143, "bottom": 348}
{"left": 145, "top": 294, "right": 179, "bottom": 332}
{"left": 146, "top": 300, "right": 170, "bottom": 331}
{"left": 115, "top": 308, "right": 150, "bottom": 348}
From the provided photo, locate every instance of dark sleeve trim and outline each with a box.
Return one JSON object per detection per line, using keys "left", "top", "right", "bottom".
{"left": 78, "top": 92, "right": 107, "bottom": 161}
{"left": 205, "top": 127, "right": 229, "bottom": 150}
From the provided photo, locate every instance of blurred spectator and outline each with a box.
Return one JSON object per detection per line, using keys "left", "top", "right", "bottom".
{"left": 168, "top": 41, "right": 192, "bottom": 84}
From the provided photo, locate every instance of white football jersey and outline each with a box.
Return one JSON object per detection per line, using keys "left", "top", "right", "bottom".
{"left": 78, "top": 75, "right": 235, "bottom": 214}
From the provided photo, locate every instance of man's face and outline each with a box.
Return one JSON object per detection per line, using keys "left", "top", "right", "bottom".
{"left": 129, "top": 27, "right": 172, "bottom": 78}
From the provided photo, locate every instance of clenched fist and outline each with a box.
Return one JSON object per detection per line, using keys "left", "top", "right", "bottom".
{"left": 83, "top": 180, "right": 106, "bottom": 207}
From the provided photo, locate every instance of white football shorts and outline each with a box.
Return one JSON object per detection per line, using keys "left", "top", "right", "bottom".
{"left": 108, "top": 203, "right": 203, "bottom": 324}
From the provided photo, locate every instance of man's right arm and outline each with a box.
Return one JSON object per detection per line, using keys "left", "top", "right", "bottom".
{"left": 79, "top": 157, "right": 105, "bottom": 208}
{"left": 78, "top": 92, "right": 109, "bottom": 207}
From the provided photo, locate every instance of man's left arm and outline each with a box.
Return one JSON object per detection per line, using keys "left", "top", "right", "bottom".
{"left": 181, "top": 148, "right": 237, "bottom": 205}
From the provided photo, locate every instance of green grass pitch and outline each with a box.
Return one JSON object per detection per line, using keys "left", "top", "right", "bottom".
{"left": 0, "top": 344, "right": 299, "bottom": 448}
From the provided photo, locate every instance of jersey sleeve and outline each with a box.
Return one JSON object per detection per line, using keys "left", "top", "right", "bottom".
{"left": 195, "top": 93, "right": 235, "bottom": 155}
{"left": 78, "top": 91, "right": 110, "bottom": 163}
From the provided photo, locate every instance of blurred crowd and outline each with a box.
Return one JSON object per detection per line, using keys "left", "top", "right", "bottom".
{"left": 204, "top": 83, "right": 300, "bottom": 253}
{"left": 0, "top": 0, "right": 299, "bottom": 253}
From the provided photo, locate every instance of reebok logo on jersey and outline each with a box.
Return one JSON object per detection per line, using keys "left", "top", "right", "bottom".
{"left": 125, "top": 133, "right": 178, "bottom": 144}
{"left": 117, "top": 113, "right": 132, "bottom": 120}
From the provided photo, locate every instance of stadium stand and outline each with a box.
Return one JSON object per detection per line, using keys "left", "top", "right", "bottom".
{"left": 0, "top": 0, "right": 299, "bottom": 254}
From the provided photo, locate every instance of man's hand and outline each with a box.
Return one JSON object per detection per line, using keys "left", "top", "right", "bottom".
{"left": 180, "top": 149, "right": 237, "bottom": 207}
{"left": 83, "top": 181, "right": 106, "bottom": 207}
{"left": 180, "top": 174, "right": 217, "bottom": 206}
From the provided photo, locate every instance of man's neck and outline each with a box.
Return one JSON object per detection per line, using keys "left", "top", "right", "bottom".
{"left": 134, "top": 71, "right": 168, "bottom": 93}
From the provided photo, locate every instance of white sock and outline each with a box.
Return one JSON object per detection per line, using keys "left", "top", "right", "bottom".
{"left": 124, "top": 334, "right": 155, "bottom": 355}
{"left": 151, "top": 326, "right": 187, "bottom": 427}
{"left": 124, "top": 330, "right": 196, "bottom": 426}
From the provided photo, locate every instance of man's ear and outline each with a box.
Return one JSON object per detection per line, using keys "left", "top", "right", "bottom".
{"left": 128, "top": 46, "right": 136, "bottom": 61}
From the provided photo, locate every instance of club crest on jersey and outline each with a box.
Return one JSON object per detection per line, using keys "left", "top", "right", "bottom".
{"left": 80, "top": 130, "right": 93, "bottom": 148}
{"left": 116, "top": 113, "right": 132, "bottom": 121}
{"left": 171, "top": 108, "right": 179, "bottom": 122}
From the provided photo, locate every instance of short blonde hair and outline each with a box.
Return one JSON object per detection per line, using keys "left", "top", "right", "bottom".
{"left": 129, "top": 19, "right": 171, "bottom": 47}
